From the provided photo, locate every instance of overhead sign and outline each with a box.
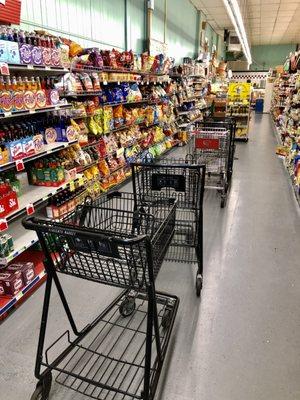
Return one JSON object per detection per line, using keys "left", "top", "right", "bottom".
{"left": 228, "top": 82, "right": 251, "bottom": 100}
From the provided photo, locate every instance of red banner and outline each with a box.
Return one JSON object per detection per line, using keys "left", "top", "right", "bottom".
{"left": 195, "top": 138, "right": 220, "bottom": 150}
{"left": 0, "top": 0, "right": 21, "bottom": 24}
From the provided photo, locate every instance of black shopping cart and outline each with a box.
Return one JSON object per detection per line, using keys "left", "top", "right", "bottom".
{"left": 188, "top": 122, "right": 232, "bottom": 208}
{"left": 23, "top": 195, "right": 179, "bottom": 400}
{"left": 131, "top": 161, "right": 206, "bottom": 297}
{"left": 203, "top": 117, "right": 236, "bottom": 184}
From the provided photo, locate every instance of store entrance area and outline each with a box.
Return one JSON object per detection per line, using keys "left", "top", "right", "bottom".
{"left": 1, "top": 114, "right": 299, "bottom": 400}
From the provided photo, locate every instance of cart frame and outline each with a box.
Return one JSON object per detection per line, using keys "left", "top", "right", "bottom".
{"left": 131, "top": 161, "right": 206, "bottom": 296}
{"left": 23, "top": 198, "right": 179, "bottom": 400}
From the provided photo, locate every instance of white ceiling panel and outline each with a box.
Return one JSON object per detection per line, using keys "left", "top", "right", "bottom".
{"left": 190, "top": 0, "right": 300, "bottom": 49}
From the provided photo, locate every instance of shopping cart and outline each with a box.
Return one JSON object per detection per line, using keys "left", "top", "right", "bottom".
{"left": 188, "top": 123, "right": 232, "bottom": 208}
{"left": 23, "top": 195, "right": 179, "bottom": 400}
{"left": 131, "top": 161, "right": 206, "bottom": 296}
{"left": 203, "top": 117, "right": 236, "bottom": 184}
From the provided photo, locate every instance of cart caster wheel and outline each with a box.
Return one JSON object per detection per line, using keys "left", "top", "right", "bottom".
{"left": 162, "top": 307, "right": 172, "bottom": 330}
{"left": 119, "top": 297, "right": 136, "bottom": 317}
{"left": 196, "top": 275, "right": 202, "bottom": 297}
{"left": 31, "top": 373, "right": 52, "bottom": 400}
{"left": 220, "top": 198, "right": 226, "bottom": 208}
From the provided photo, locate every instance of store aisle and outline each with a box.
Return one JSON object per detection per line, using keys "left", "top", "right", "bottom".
{"left": 1, "top": 114, "right": 300, "bottom": 400}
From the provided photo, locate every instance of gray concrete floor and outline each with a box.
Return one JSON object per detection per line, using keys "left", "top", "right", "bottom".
{"left": 1, "top": 114, "right": 300, "bottom": 400}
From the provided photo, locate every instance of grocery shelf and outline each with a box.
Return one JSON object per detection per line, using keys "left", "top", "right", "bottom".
{"left": 178, "top": 116, "right": 202, "bottom": 128}
{"left": 7, "top": 63, "right": 69, "bottom": 75}
{"left": 0, "top": 263, "right": 45, "bottom": 318}
{"left": 4, "top": 174, "right": 82, "bottom": 224}
{"left": 0, "top": 140, "right": 78, "bottom": 173}
{"left": 0, "top": 104, "right": 71, "bottom": 119}
{"left": 177, "top": 108, "right": 196, "bottom": 115}
{"left": 0, "top": 220, "right": 38, "bottom": 265}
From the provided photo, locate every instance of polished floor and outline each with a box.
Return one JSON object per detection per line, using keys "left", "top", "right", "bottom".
{"left": 1, "top": 114, "right": 300, "bottom": 400}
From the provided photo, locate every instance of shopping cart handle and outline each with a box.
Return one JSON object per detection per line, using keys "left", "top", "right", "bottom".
{"left": 22, "top": 216, "right": 41, "bottom": 229}
{"left": 107, "top": 191, "right": 122, "bottom": 199}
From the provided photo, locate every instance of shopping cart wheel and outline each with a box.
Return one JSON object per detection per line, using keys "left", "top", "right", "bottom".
{"left": 30, "top": 373, "right": 52, "bottom": 400}
{"left": 196, "top": 275, "right": 202, "bottom": 297}
{"left": 119, "top": 296, "right": 136, "bottom": 317}
{"left": 162, "top": 307, "right": 172, "bottom": 330}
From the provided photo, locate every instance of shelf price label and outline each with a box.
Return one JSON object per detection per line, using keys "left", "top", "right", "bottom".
{"left": 15, "top": 159, "right": 25, "bottom": 172}
{"left": 0, "top": 218, "right": 8, "bottom": 232}
{"left": 26, "top": 203, "right": 35, "bottom": 215}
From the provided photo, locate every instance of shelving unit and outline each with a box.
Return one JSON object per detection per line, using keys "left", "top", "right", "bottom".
{"left": 226, "top": 82, "right": 252, "bottom": 142}
{"left": 0, "top": 60, "right": 182, "bottom": 317}
{"left": 271, "top": 73, "right": 300, "bottom": 206}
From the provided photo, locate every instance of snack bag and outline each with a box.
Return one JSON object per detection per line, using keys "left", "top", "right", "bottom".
{"left": 91, "top": 73, "right": 101, "bottom": 91}
{"left": 98, "top": 159, "right": 110, "bottom": 177}
{"left": 79, "top": 73, "right": 93, "bottom": 92}
{"left": 123, "top": 108, "right": 133, "bottom": 125}
{"left": 127, "top": 83, "right": 142, "bottom": 102}
{"left": 113, "top": 105, "right": 124, "bottom": 128}
{"left": 144, "top": 106, "right": 154, "bottom": 126}
{"left": 103, "top": 106, "right": 114, "bottom": 132}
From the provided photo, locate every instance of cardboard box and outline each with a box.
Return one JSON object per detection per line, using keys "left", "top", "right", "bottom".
{"left": 0, "top": 271, "right": 24, "bottom": 296}
{"left": 7, "top": 262, "right": 36, "bottom": 286}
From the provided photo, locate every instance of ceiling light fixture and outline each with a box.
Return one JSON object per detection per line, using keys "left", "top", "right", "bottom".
{"left": 222, "top": 0, "right": 252, "bottom": 66}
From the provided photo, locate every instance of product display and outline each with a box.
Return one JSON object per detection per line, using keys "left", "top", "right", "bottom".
{"left": 226, "top": 82, "right": 251, "bottom": 141}
{"left": 0, "top": 44, "right": 182, "bottom": 318}
{"left": 272, "top": 70, "right": 300, "bottom": 204}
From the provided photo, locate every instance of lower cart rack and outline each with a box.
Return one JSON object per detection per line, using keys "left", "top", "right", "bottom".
{"left": 47, "top": 291, "right": 179, "bottom": 400}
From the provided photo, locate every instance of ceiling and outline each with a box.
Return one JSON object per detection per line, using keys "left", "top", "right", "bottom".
{"left": 190, "top": 0, "right": 300, "bottom": 45}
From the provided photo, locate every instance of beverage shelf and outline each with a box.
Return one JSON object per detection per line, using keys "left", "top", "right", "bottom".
{"left": 0, "top": 220, "right": 38, "bottom": 265}
{"left": 4, "top": 173, "right": 83, "bottom": 225}
{"left": 0, "top": 262, "right": 45, "bottom": 318}
{"left": 7, "top": 63, "right": 69, "bottom": 75}
{"left": 0, "top": 104, "right": 71, "bottom": 120}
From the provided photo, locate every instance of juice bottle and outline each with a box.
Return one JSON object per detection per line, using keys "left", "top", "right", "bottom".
{"left": 24, "top": 77, "right": 31, "bottom": 91}
{"left": 11, "top": 76, "right": 18, "bottom": 92}
{"left": 5, "top": 77, "right": 12, "bottom": 92}
{"left": 0, "top": 76, "right": 5, "bottom": 92}
{"left": 30, "top": 77, "right": 37, "bottom": 92}
{"left": 36, "top": 77, "right": 42, "bottom": 90}
{"left": 17, "top": 77, "right": 25, "bottom": 92}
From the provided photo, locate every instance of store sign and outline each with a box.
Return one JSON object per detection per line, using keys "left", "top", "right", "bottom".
{"left": 228, "top": 82, "right": 251, "bottom": 101}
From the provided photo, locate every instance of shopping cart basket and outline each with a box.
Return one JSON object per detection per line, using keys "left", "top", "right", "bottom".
{"left": 188, "top": 124, "right": 231, "bottom": 208}
{"left": 131, "top": 161, "right": 206, "bottom": 296}
{"left": 203, "top": 117, "right": 236, "bottom": 184}
{"left": 23, "top": 197, "right": 179, "bottom": 400}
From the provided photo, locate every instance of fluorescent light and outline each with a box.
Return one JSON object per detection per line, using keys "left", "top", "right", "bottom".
{"left": 223, "top": 0, "right": 252, "bottom": 66}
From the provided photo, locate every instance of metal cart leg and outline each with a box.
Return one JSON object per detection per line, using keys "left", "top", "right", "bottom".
{"left": 32, "top": 272, "right": 53, "bottom": 399}
{"left": 195, "top": 208, "right": 203, "bottom": 297}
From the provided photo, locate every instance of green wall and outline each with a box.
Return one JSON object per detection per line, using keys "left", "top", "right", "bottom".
{"left": 250, "top": 44, "right": 297, "bottom": 70}
{"left": 19, "top": 0, "right": 223, "bottom": 63}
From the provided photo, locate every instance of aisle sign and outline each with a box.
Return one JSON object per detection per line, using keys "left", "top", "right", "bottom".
{"left": 228, "top": 82, "right": 251, "bottom": 101}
